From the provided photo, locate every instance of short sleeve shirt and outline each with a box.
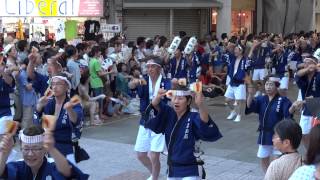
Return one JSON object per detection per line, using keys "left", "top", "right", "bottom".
{"left": 89, "top": 58, "right": 103, "bottom": 88}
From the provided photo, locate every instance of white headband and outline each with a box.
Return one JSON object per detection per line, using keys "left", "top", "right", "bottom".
{"left": 301, "top": 53, "right": 311, "bottom": 57}
{"left": 52, "top": 76, "right": 71, "bottom": 89}
{"left": 167, "top": 90, "right": 193, "bottom": 98}
{"left": 303, "top": 57, "right": 318, "bottom": 64}
{"left": 174, "top": 90, "right": 193, "bottom": 96}
{"left": 268, "top": 77, "right": 281, "bottom": 82}
{"left": 146, "top": 61, "right": 161, "bottom": 67}
{"left": 19, "top": 130, "right": 44, "bottom": 144}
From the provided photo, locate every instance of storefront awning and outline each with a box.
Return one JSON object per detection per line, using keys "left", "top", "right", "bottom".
{"left": 123, "top": 0, "right": 222, "bottom": 9}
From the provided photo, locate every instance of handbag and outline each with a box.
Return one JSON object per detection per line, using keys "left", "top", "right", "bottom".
{"left": 73, "top": 141, "right": 90, "bottom": 163}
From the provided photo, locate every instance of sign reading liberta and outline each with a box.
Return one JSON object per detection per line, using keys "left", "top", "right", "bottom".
{"left": 1, "top": 0, "right": 103, "bottom": 17}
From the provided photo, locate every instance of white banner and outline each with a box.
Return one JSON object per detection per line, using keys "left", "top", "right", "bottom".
{"left": 100, "top": 24, "right": 121, "bottom": 33}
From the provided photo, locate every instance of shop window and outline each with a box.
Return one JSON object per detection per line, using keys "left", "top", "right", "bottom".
{"left": 231, "top": 10, "right": 252, "bottom": 35}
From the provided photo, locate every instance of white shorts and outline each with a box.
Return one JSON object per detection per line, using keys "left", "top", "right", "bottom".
{"left": 300, "top": 114, "right": 313, "bottom": 135}
{"left": 224, "top": 84, "right": 246, "bottom": 100}
{"left": 252, "top": 69, "right": 267, "bottom": 81}
{"left": 257, "top": 145, "right": 281, "bottom": 158}
{"left": 134, "top": 125, "right": 165, "bottom": 152}
{"left": 168, "top": 176, "right": 200, "bottom": 180}
{"left": 279, "top": 77, "right": 289, "bottom": 89}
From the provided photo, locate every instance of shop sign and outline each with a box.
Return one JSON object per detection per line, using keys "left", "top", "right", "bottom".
{"left": 0, "top": 0, "right": 103, "bottom": 17}
{"left": 100, "top": 24, "right": 121, "bottom": 33}
{"left": 232, "top": 0, "right": 255, "bottom": 11}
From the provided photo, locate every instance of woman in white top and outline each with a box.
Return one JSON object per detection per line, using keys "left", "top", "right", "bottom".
{"left": 289, "top": 125, "right": 320, "bottom": 180}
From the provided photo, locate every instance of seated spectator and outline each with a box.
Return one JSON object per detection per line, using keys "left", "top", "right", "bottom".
{"left": 128, "top": 67, "right": 141, "bottom": 98}
{"left": 198, "top": 67, "right": 212, "bottom": 85}
{"left": 264, "top": 120, "right": 303, "bottom": 180}
{"left": 128, "top": 46, "right": 139, "bottom": 72}
{"left": 102, "top": 95, "right": 122, "bottom": 118}
{"left": 199, "top": 67, "right": 225, "bottom": 98}
{"left": 78, "top": 69, "right": 104, "bottom": 126}
{"left": 289, "top": 125, "right": 320, "bottom": 179}
{"left": 121, "top": 67, "right": 141, "bottom": 114}
{"left": 153, "top": 36, "right": 169, "bottom": 65}
{"left": 145, "top": 39, "right": 154, "bottom": 57}
{"left": 116, "top": 62, "right": 131, "bottom": 98}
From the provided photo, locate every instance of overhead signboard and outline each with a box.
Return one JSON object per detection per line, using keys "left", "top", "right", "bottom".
{"left": 100, "top": 23, "right": 121, "bottom": 33}
{"left": 0, "top": 0, "right": 104, "bottom": 17}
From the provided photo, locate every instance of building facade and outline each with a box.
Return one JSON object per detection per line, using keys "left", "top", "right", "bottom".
{"left": 315, "top": 0, "right": 320, "bottom": 32}
{"left": 0, "top": 0, "right": 104, "bottom": 41}
{"left": 257, "top": 0, "right": 314, "bottom": 35}
{"left": 105, "top": 0, "right": 220, "bottom": 42}
{"left": 104, "top": 0, "right": 316, "bottom": 41}
{"left": 105, "top": 0, "right": 257, "bottom": 41}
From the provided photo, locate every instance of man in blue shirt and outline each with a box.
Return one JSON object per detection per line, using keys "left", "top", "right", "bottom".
{"left": 128, "top": 58, "right": 171, "bottom": 180}
{"left": 17, "top": 59, "right": 38, "bottom": 129}
{"left": 66, "top": 45, "right": 81, "bottom": 97}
